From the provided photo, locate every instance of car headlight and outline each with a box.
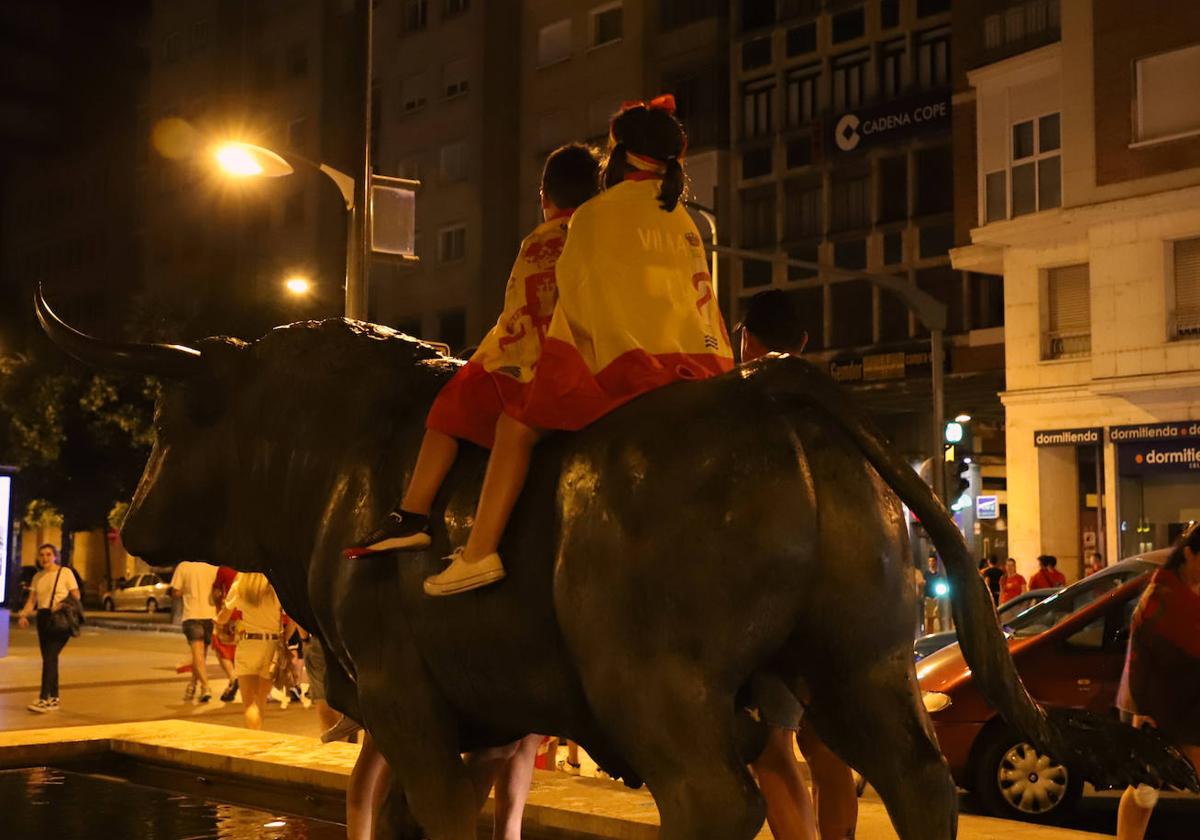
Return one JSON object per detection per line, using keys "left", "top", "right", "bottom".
{"left": 922, "top": 691, "right": 953, "bottom": 714}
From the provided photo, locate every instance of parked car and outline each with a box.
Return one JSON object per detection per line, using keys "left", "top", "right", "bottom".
{"left": 917, "top": 549, "right": 1169, "bottom": 823}
{"left": 101, "top": 573, "right": 174, "bottom": 612}
{"left": 914, "top": 587, "right": 1062, "bottom": 660}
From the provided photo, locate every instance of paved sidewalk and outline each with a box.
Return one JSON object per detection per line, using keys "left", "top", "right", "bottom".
{"left": 0, "top": 721, "right": 1110, "bottom": 840}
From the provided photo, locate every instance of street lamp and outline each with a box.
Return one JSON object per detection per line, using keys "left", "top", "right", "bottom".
{"left": 284, "top": 275, "right": 312, "bottom": 296}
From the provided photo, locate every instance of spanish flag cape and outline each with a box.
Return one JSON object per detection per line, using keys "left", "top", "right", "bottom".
{"left": 517, "top": 179, "right": 734, "bottom": 432}
{"left": 1127, "top": 566, "right": 1200, "bottom": 744}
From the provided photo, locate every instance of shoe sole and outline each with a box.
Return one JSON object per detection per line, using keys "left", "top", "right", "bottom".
{"left": 344, "top": 533, "right": 432, "bottom": 558}
{"left": 423, "top": 566, "right": 506, "bottom": 597}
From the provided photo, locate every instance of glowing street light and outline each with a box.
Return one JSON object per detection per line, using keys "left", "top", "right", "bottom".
{"left": 213, "top": 142, "right": 293, "bottom": 178}
{"left": 284, "top": 275, "right": 312, "bottom": 296}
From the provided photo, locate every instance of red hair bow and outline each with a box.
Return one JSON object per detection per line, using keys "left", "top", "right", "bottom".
{"left": 619, "top": 94, "right": 676, "bottom": 115}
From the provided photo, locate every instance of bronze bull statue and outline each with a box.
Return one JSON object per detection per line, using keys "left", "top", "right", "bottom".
{"left": 36, "top": 290, "right": 1197, "bottom": 840}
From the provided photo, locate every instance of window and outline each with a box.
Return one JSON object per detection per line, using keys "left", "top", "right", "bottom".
{"left": 402, "top": 73, "right": 428, "bottom": 112}
{"left": 786, "top": 138, "right": 813, "bottom": 168}
{"left": 1172, "top": 237, "right": 1200, "bottom": 339}
{"left": 1135, "top": 44, "right": 1200, "bottom": 144}
{"left": 883, "top": 230, "right": 903, "bottom": 265}
{"left": 915, "top": 145, "right": 952, "bottom": 216}
{"left": 438, "top": 309, "right": 466, "bottom": 350}
{"left": 830, "top": 174, "right": 869, "bottom": 231}
{"left": 741, "top": 189, "right": 776, "bottom": 248}
{"left": 918, "top": 223, "right": 954, "bottom": 258}
{"left": 743, "top": 260, "right": 773, "bottom": 288}
{"left": 784, "top": 182, "right": 821, "bottom": 240}
{"left": 741, "top": 0, "right": 775, "bottom": 32}
{"left": 669, "top": 67, "right": 725, "bottom": 149}
{"left": 786, "top": 65, "right": 820, "bottom": 127}
{"left": 591, "top": 3, "right": 623, "bottom": 48}
{"left": 973, "top": 272, "right": 1005, "bottom": 330}
{"left": 778, "top": 0, "right": 820, "bottom": 20}
{"left": 1010, "top": 113, "right": 1061, "bottom": 217}
{"left": 786, "top": 22, "right": 817, "bottom": 57}
{"left": 402, "top": 0, "right": 427, "bottom": 32}
{"left": 833, "top": 51, "right": 868, "bottom": 113}
{"left": 831, "top": 7, "right": 865, "bottom": 44}
{"left": 834, "top": 239, "right": 867, "bottom": 270}
{"left": 438, "top": 225, "right": 466, "bottom": 262}
{"left": 742, "top": 77, "right": 774, "bottom": 138}
{"left": 831, "top": 280, "right": 873, "bottom": 347}
{"left": 660, "top": 0, "right": 719, "bottom": 31}
{"left": 918, "top": 266, "right": 965, "bottom": 333}
{"left": 1044, "top": 264, "right": 1091, "bottom": 359}
{"left": 285, "top": 43, "right": 308, "bottom": 77}
{"left": 161, "top": 31, "right": 182, "bottom": 64}
{"left": 880, "top": 38, "right": 906, "bottom": 99}
{"left": 984, "top": 171, "right": 1006, "bottom": 222}
{"left": 917, "top": 26, "right": 950, "bottom": 88}
{"left": 787, "top": 242, "right": 819, "bottom": 282}
{"left": 287, "top": 117, "right": 306, "bottom": 150}
{"left": 443, "top": 0, "right": 469, "bottom": 17}
{"left": 188, "top": 20, "right": 211, "bottom": 54}
{"left": 537, "top": 19, "right": 571, "bottom": 66}
{"left": 917, "top": 0, "right": 950, "bottom": 16}
{"left": 440, "top": 142, "right": 467, "bottom": 180}
{"left": 879, "top": 155, "right": 907, "bottom": 222}
{"left": 743, "top": 37, "right": 772, "bottom": 71}
{"left": 743, "top": 147, "right": 773, "bottom": 179}
{"left": 443, "top": 59, "right": 469, "bottom": 98}
{"left": 880, "top": 0, "right": 900, "bottom": 29}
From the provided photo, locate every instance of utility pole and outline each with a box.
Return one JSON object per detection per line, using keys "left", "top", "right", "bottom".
{"left": 710, "top": 245, "right": 949, "bottom": 504}
{"left": 344, "top": 0, "right": 373, "bottom": 320}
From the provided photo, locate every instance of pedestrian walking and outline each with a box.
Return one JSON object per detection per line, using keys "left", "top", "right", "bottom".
{"left": 923, "top": 554, "right": 948, "bottom": 633}
{"left": 211, "top": 566, "right": 240, "bottom": 702}
{"left": 1029, "top": 554, "right": 1067, "bottom": 589}
{"left": 215, "top": 572, "right": 285, "bottom": 730}
{"left": 981, "top": 555, "right": 1005, "bottom": 606}
{"left": 169, "top": 560, "right": 219, "bottom": 703}
{"left": 18, "top": 544, "right": 81, "bottom": 713}
{"left": 999, "top": 557, "right": 1027, "bottom": 605}
{"left": 1115, "top": 524, "right": 1200, "bottom": 840}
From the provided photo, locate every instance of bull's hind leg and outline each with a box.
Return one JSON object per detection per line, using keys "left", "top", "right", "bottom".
{"left": 587, "top": 672, "right": 766, "bottom": 840}
{"left": 804, "top": 657, "right": 957, "bottom": 840}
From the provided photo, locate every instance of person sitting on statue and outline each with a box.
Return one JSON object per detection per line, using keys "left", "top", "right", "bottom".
{"left": 344, "top": 142, "right": 601, "bottom": 563}
{"left": 348, "top": 97, "right": 735, "bottom": 598}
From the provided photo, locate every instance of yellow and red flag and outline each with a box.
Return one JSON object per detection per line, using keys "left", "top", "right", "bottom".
{"left": 518, "top": 179, "right": 733, "bottom": 431}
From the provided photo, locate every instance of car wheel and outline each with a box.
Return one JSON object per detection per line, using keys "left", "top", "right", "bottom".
{"left": 971, "top": 724, "right": 1082, "bottom": 822}
{"left": 103, "top": 598, "right": 115, "bottom": 612}
{"left": 146, "top": 598, "right": 158, "bottom": 613}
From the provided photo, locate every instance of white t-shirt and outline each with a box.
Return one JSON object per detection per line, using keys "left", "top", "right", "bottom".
{"left": 224, "top": 576, "right": 282, "bottom": 635}
{"left": 169, "top": 561, "right": 219, "bottom": 621}
{"left": 31, "top": 566, "right": 78, "bottom": 609}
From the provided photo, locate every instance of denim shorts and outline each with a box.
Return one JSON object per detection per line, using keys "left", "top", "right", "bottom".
{"left": 182, "top": 619, "right": 213, "bottom": 645}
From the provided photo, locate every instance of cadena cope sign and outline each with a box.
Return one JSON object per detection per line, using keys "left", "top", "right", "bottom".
{"left": 830, "top": 88, "right": 951, "bottom": 153}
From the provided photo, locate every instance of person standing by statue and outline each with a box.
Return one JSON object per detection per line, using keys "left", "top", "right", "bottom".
{"left": 18, "top": 544, "right": 80, "bottom": 713}
{"left": 169, "top": 559, "right": 219, "bottom": 704}
{"left": 737, "top": 289, "right": 858, "bottom": 840}
{"left": 1115, "top": 524, "right": 1200, "bottom": 839}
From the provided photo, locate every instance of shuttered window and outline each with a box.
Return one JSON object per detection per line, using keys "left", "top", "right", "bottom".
{"left": 1175, "top": 237, "right": 1200, "bottom": 338}
{"left": 1044, "top": 263, "right": 1090, "bottom": 359}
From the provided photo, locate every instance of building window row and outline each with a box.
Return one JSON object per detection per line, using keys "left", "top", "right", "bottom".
{"left": 536, "top": 4, "right": 625, "bottom": 67}
{"left": 395, "top": 60, "right": 471, "bottom": 117}
{"left": 982, "top": 0, "right": 1060, "bottom": 52}
{"left": 741, "top": 0, "right": 946, "bottom": 37}
{"left": 739, "top": 27, "right": 948, "bottom": 141}
{"left": 659, "top": 0, "right": 722, "bottom": 33}
{"left": 983, "top": 112, "right": 1061, "bottom": 223}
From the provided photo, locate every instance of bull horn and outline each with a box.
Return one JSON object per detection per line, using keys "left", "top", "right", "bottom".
{"left": 35, "top": 284, "right": 201, "bottom": 377}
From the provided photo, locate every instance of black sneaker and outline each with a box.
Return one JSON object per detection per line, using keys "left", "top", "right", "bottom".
{"left": 220, "top": 679, "right": 239, "bottom": 703}
{"left": 344, "top": 510, "right": 431, "bottom": 557}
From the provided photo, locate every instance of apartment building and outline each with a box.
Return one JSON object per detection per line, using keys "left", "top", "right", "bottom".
{"left": 729, "top": 0, "right": 1005, "bottom": 487}
{"left": 950, "top": 0, "right": 1200, "bottom": 577}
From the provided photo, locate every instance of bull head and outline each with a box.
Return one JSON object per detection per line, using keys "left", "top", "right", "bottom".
{"left": 35, "top": 284, "right": 202, "bottom": 378}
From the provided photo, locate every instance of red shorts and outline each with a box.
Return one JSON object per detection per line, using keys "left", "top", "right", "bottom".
{"left": 426, "top": 362, "right": 526, "bottom": 449}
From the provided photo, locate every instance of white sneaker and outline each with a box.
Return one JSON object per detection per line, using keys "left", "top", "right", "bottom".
{"left": 423, "top": 548, "right": 505, "bottom": 596}
{"left": 27, "top": 698, "right": 59, "bottom": 713}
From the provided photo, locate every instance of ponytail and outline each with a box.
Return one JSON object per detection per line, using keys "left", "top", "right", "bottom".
{"left": 602, "top": 142, "right": 629, "bottom": 190}
{"left": 658, "top": 156, "right": 684, "bottom": 211}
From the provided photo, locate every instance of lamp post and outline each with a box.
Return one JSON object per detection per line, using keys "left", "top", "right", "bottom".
{"left": 710, "top": 244, "right": 949, "bottom": 504}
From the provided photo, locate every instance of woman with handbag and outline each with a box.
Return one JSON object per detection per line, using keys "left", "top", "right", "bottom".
{"left": 17, "top": 544, "right": 81, "bottom": 713}
{"left": 214, "top": 572, "right": 286, "bottom": 730}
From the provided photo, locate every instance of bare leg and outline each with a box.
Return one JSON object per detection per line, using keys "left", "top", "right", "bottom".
{"left": 566, "top": 741, "right": 579, "bottom": 767}
{"left": 491, "top": 734, "right": 543, "bottom": 840}
{"left": 1117, "top": 744, "right": 1200, "bottom": 840}
{"left": 348, "top": 733, "right": 393, "bottom": 840}
{"left": 240, "top": 675, "right": 270, "bottom": 730}
{"left": 401, "top": 429, "right": 460, "bottom": 515}
{"left": 797, "top": 724, "right": 858, "bottom": 840}
{"left": 751, "top": 726, "right": 816, "bottom": 840}
{"left": 463, "top": 414, "right": 542, "bottom": 563}
{"left": 189, "top": 640, "right": 210, "bottom": 694}
{"left": 218, "top": 656, "right": 236, "bottom": 683}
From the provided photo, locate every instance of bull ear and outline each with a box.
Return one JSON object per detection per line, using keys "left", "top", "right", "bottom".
{"left": 35, "top": 284, "right": 202, "bottom": 378}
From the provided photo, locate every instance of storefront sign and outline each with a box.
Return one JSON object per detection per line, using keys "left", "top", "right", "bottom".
{"left": 830, "top": 88, "right": 951, "bottom": 153}
{"left": 1118, "top": 440, "right": 1200, "bottom": 474}
{"left": 1108, "top": 421, "right": 1200, "bottom": 443}
{"left": 830, "top": 350, "right": 932, "bottom": 383}
{"left": 976, "top": 495, "right": 999, "bottom": 520}
{"left": 1033, "top": 427, "right": 1102, "bottom": 447}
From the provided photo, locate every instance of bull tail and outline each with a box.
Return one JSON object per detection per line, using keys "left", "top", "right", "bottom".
{"left": 754, "top": 355, "right": 1198, "bottom": 792}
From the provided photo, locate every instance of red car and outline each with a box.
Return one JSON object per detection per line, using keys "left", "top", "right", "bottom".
{"left": 916, "top": 549, "right": 1170, "bottom": 822}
